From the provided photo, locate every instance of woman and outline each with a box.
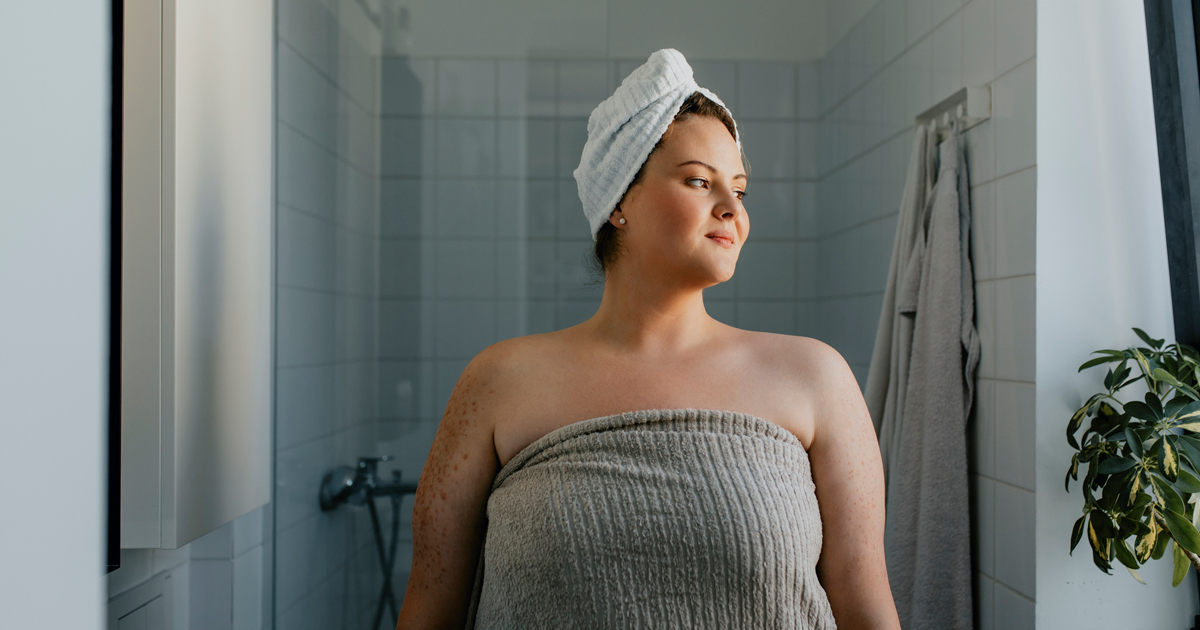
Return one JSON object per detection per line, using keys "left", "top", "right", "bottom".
{"left": 396, "top": 49, "right": 899, "bottom": 630}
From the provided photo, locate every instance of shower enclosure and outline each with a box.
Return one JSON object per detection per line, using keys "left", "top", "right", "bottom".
{"left": 270, "top": 0, "right": 1032, "bottom": 627}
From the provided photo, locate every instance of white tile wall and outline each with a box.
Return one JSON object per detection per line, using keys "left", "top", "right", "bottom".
{"left": 994, "top": 60, "right": 1037, "bottom": 178}
{"left": 436, "top": 60, "right": 496, "bottom": 117}
{"left": 106, "top": 508, "right": 269, "bottom": 630}
{"left": 274, "top": 0, "right": 386, "bottom": 627}
{"left": 816, "top": 2, "right": 1036, "bottom": 628}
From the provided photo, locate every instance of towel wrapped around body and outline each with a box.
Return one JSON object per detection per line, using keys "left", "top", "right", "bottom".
{"left": 464, "top": 408, "right": 838, "bottom": 629}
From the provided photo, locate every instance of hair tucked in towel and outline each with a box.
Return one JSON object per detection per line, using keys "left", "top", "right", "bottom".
{"left": 591, "top": 92, "right": 750, "bottom": 276}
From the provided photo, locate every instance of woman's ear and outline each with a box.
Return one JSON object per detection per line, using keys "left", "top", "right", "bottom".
{"left": 610, "top": 205, "right": 625, "bottom": 228}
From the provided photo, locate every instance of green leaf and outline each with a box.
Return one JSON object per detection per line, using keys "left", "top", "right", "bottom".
{"left": 1065, "top": 454, "right": 1080, "bottom": 492}
{"left": 1173, "top": 466, "right": 1200, "bottom": 494}
{"left": 1156, "top": 369, "right": 1200, "bottom": 400}
{"left": 1098, "top": 457, "right": 1137, "bottom": 475}
{"left": 1136, "top": 518, "right": 1159, "bottom": 563}
{"left": 1133, "top": 327, "right": 1165, "bottom": 350}
{"left": 1092, "top": 510, "right": 1117, "bottom": 537}
{"left": 1176, "top": 435, "right": 1200, "bottom": 469}
{"left": 1153, "top": 475, "right": 1187, "bottom": 515}
{"left": 1133, "top": 347, "right": 1155, "bottom": 381}
{"left": 1127, "top": 427, "right": 1144, "bottom": 458}
{"left": 1167, "top": 397, "right": 1193, "bottom": 418}
{"left": 1089, "top": 514, "right": 1109, "bottom": 555}
{"left": 1125, "top": 400, "right": 1159, "bottom": 421}
{"left": 1162, "top": 508, "right": 1200, "bottom": 555}
{"left": 1070, "top": 514, "right": 1086, "bottom": 554}
{"left": 1131, "top": 474, "right": 1148, "bottom": 505}
{"left": 1080, "top": 355, "right": 1120, "bottom": 372}
{"left": 1068, "top": 395, "right": 1104, "bottom": 441}
{"left": 1154, "top": 514, "right": 1173, "bottom": 560}
{"left": 1100, "top": 474, "right": 1123, "bottom": 511}
{"left": 1147, "top": 392, "right": 1166, "bottom": 418}
{"left": 1174, "top": 540, "right": 1192, "bottom": 587}
{"left": 1161, "top": 438, "right": 1180, "bottom": 482}
{"left": 1114, "top": 536, "right": 1140, "bottom": 569}
{"left": 1175, "top": 402, "right": 1200, "bottom": 429}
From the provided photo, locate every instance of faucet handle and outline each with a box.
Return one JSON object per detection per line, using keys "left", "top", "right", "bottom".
{"left": 355, "top": 455, "right": 394, "bottom": 485}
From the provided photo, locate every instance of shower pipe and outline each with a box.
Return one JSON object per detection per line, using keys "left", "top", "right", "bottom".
{"left": 320, "top": 456, "right": 419, "bottom": 630}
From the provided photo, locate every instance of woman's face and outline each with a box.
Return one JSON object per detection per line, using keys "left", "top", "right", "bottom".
{"left": 614, "top": 115, "right": 748, "bottom": 288}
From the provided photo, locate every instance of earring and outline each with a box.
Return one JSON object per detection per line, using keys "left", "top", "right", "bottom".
{"left": 619, "top": 218, "right": 626, "bottom": 224}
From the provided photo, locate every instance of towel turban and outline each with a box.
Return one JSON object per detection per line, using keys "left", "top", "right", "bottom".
{"left": 573, "top": 48, "right": 741, "bottom": 242}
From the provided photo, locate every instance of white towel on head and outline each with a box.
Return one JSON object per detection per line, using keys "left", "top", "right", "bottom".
{"left": 573, "top": 48, "right": 740, "bottom": 242}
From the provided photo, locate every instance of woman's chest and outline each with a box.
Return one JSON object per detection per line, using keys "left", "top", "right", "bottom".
{"left": 490, "top": 349, "right": 818, "bottom": 467}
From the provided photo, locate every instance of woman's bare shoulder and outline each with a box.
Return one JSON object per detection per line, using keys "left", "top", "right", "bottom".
{"left": 459, "top": 331, "right": 572, "bottom": 409}
{"left": 470, "top": 331, "right": 566, "bottom": 378}
{"left": 733, "top": 327, "right": 837, "bottom": 382}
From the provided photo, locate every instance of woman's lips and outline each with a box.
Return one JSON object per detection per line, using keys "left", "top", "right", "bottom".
{"left": 707, "top": 235, "right": 734, "bottom": 248}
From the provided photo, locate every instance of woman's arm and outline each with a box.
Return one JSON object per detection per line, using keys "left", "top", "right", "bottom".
{"left": 804, "top": 340, "right": 901, "bottom": 630}
{"left": 396, "top": 346, "right": 505, "bottom": 630}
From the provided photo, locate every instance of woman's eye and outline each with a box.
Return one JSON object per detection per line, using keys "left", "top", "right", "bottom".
{"left": 687, "top": 178, "right": 708, "bottom": 188}
{"left": 735, "top": 190, "right": 747, "bottom": 200}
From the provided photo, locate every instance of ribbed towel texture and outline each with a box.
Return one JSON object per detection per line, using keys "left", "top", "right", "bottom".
{"left": 573, "top": 49, "right": 740, "bottom": 241}
{"left": 464, "top": 408, "right": 838, "bottom": 629}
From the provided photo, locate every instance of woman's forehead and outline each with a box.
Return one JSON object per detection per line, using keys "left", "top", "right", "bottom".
{"left": 656, "top": 117, "right": 745, "bottom": 176}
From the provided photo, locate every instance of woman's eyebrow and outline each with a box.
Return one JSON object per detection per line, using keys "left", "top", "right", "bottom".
{"left": 675, "top": 159, "right": 747, "bottom": 181}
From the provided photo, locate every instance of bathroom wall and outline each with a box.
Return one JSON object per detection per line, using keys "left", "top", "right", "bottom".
{"left": 384, "top": 0, "right": 827, "bottom": 61}
{"left": 815, "top": 0, "right": 1037, "bottom": 627}
{"left": 1036, "top": 1, "right": 1198, "bottom": 626}
{"left": 106, "top": 509, "right": 268, "bottom": 630}
{"left": 1, "top": 1, "right": 109, "bottom": 626}
{"left": 274, "top": 0, "right": 386, "bottom": 627}
{"left": 375, "top": 51, "right": 820, "bottom": 601}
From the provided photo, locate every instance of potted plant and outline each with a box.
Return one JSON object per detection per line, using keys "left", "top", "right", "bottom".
{"left": 1065, "top": 328, "right": 1200, "bottom": 586}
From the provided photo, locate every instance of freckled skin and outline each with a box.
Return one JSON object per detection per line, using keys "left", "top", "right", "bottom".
{"left": 805, "top": 341, "right": 899, "bottom": 630}
{"left": 396, "top": 347, "right": 505, "bottom": 630}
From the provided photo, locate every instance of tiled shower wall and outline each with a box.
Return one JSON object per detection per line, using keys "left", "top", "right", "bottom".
{"left": 274, "top": 0, "right": 385, "bottom": 627}
{"left": 374, "top": 54, "right": 820, "bottom": 598}
{"left": 815, "top": 0, "right": 1037, "bottom": 628}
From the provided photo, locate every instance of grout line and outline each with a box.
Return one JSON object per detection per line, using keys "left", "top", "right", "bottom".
{"left": 278, "top": 118, "right": 378, "bottom": 180}
{"left": 815, "top": 53, "right": 1035, "bottom": 182}
{"left": 278, "top": 200, "right": 378, "bottom": 238}
{"left": 278, "top": 37, "right": 377, "bottom": 116}
{"left": 818, "top": 0, "right": 973, "bottom": 119}
{"left": 993, "top": 578, "right": 1036, "bottom": 604}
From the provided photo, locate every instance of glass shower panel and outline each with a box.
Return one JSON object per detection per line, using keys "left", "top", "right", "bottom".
{"left": 274, "top": 0, "right": 384, "bottom": 627}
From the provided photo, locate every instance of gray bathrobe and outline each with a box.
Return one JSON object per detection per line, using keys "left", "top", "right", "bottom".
{"left": 864, "top": 121, "right": 981, "bottom": 630}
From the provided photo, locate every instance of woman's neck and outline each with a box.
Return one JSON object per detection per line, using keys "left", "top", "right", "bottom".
{"left": 581, "top": 267, "right": 723, "bottom": 356}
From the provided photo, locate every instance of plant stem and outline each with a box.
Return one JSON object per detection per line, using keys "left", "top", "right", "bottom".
{"left": 1154, "top": 512, "right": 1200, "bottom": 571}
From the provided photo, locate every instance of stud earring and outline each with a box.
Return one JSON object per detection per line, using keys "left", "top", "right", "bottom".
{"left": 619, "top": 218, "right": 626, "bottom": 224}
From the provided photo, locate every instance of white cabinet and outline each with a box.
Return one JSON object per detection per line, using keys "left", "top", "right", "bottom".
{"left": 121, "top": 0, "right": 273, "bottom": 549}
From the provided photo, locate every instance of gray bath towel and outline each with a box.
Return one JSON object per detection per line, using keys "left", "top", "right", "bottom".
{"left": 465, "top": 408, "right": 838, "bottom": 630}
{"left": 864, "top": 123, "right": 980, "bottom": 629}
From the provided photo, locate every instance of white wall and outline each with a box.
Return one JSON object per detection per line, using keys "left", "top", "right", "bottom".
{"left": 0, "top": 2, "right": 109, "bottom": 628}
{"left": 1035, "top": 2, "right": 1196, "bottom": 627}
